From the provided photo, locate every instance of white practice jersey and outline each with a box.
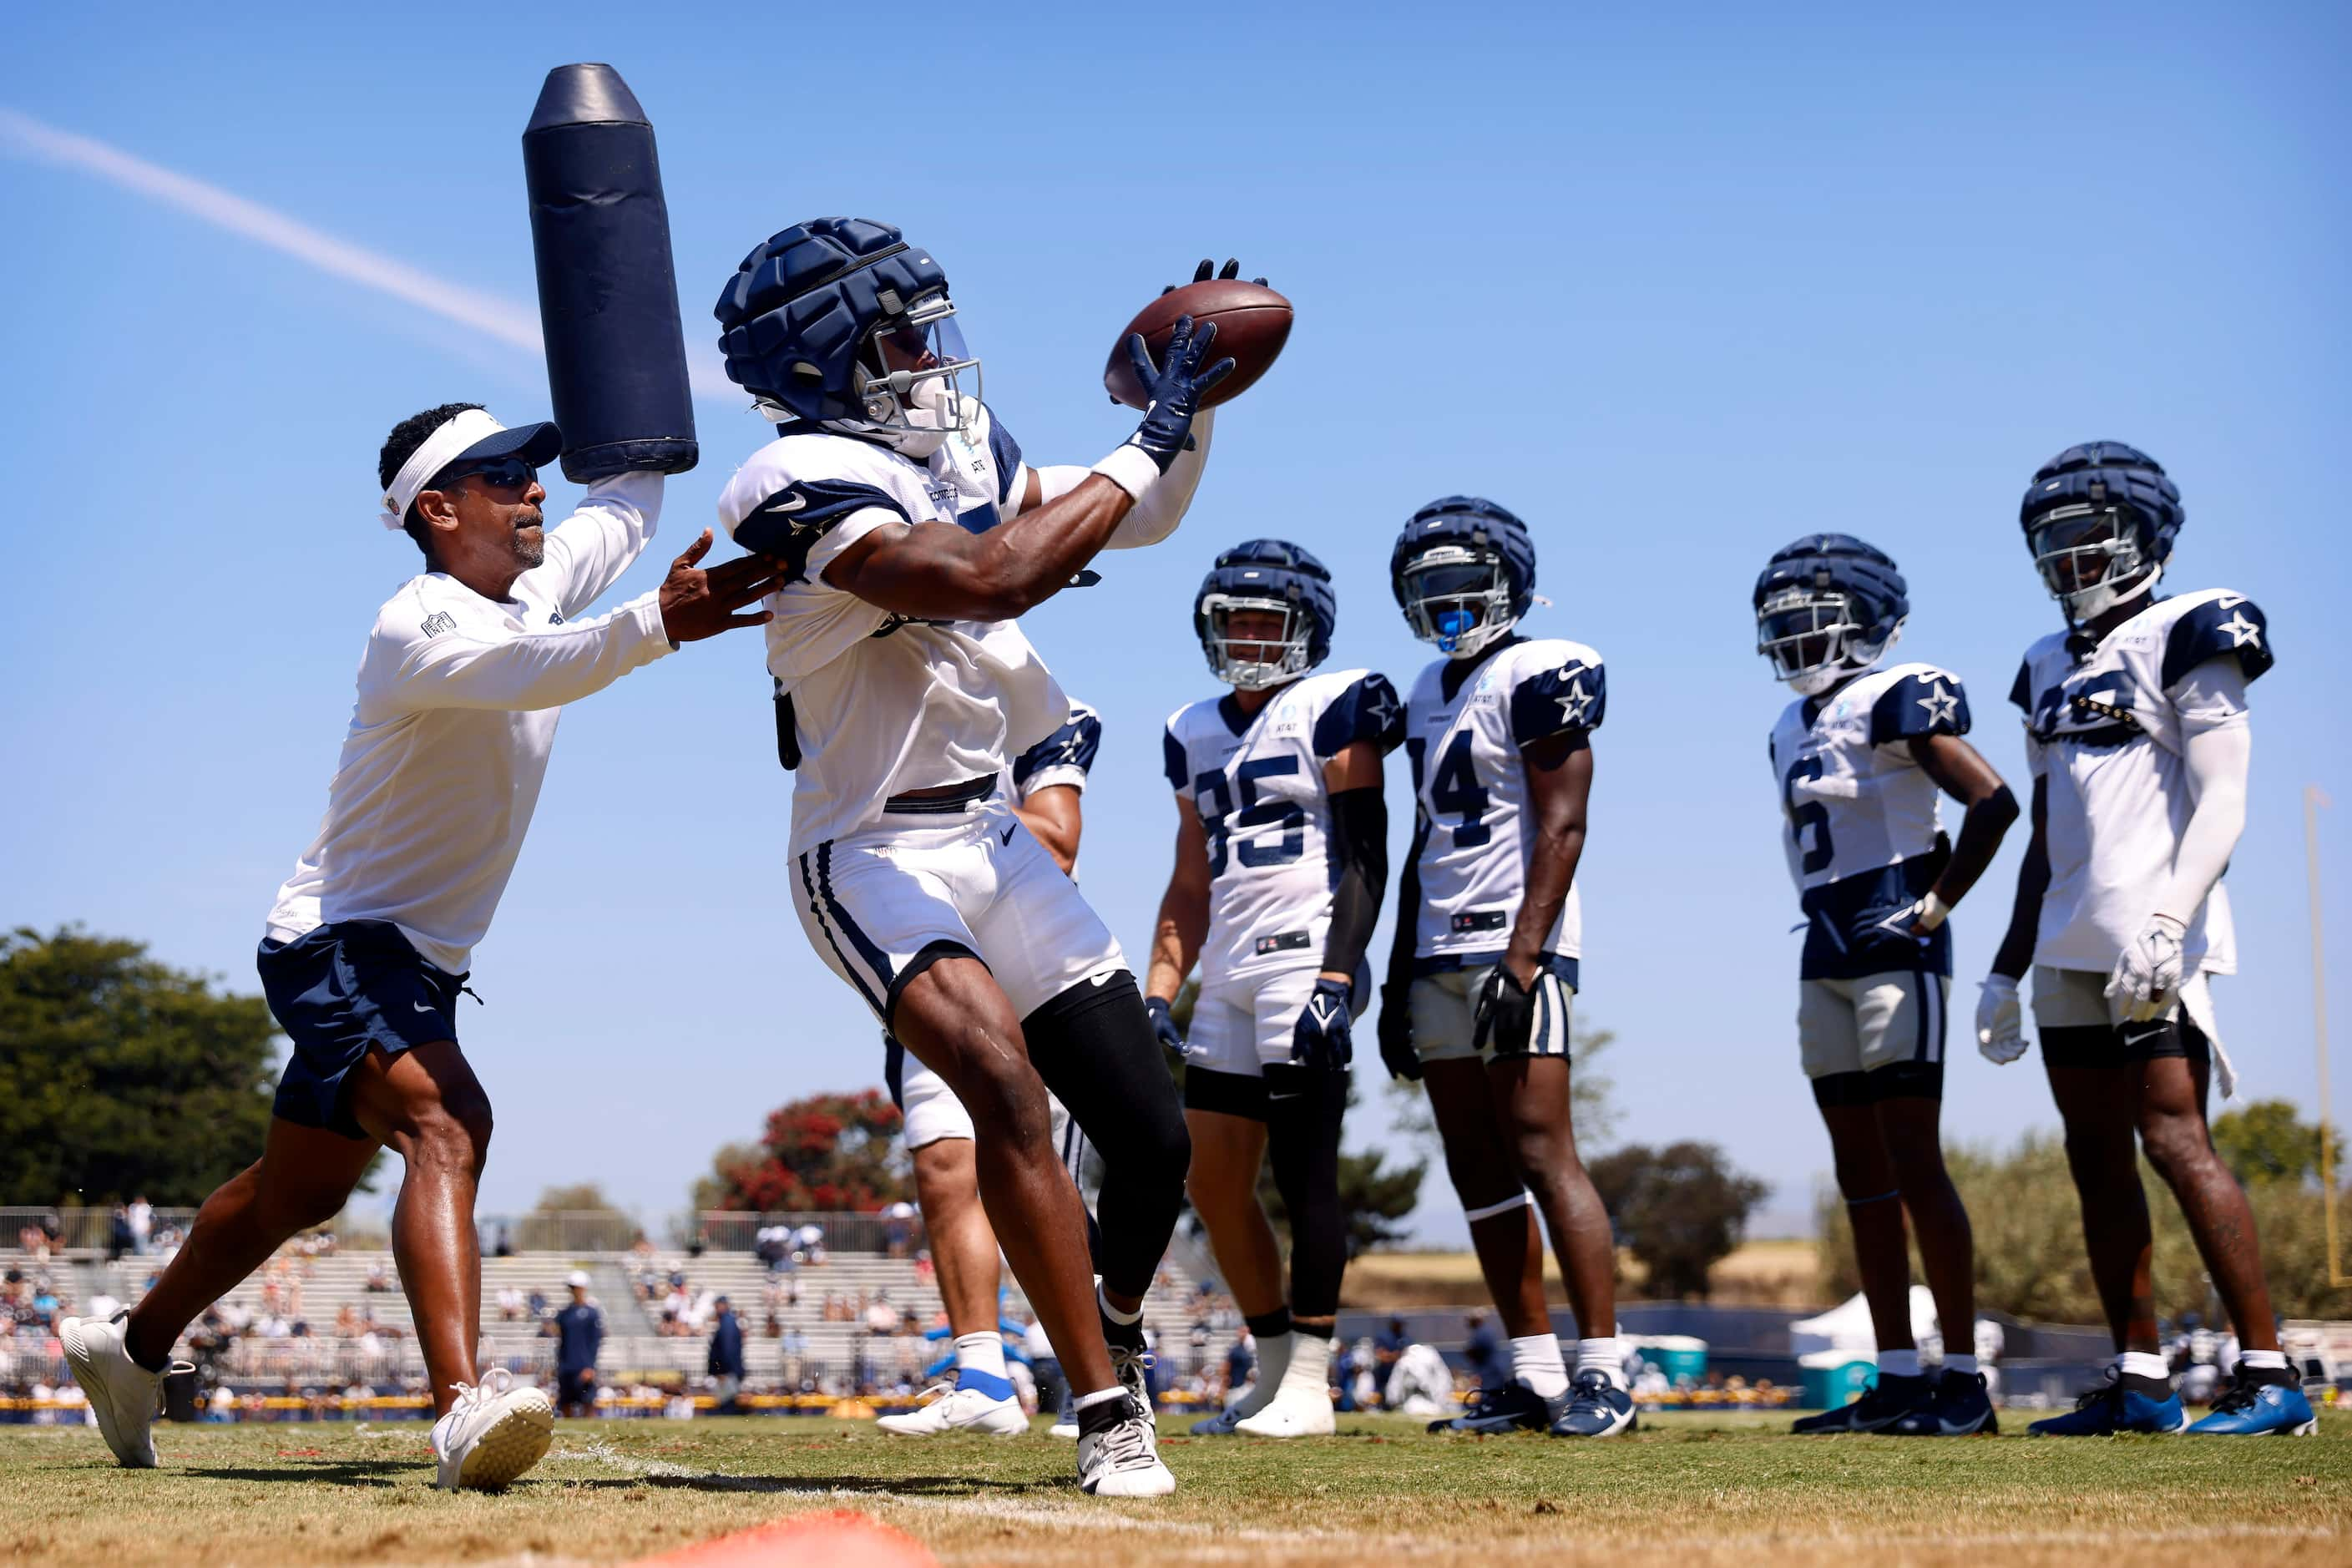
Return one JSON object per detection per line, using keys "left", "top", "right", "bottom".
{"left": 1404, "top": 637, "right": 1605, "bottom": 971}
{"left": 2011, "top": 588, "right": 2273, "bottom": 974}
{"left": 266, "top": 474, "right": 669, "bottom": 974}
{"left": 716, "top": 404, "right": 1070, "bottom": 855}
{"left": 1768, "top": 661, "right": 1970, "bottom": 980}
{"left": 1163, "top": 670, "right": 1404, "bottom": 986}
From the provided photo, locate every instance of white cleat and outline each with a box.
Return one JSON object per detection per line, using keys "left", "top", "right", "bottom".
{"left": 877, "top": 1383, "right": 1029, "bottom": 1437}
{"left": 61, "top": 1313, "right": 173, "bottom": 1468}
{"left": 431, "top": 1368, "right": 554, "bottom": 1491}
{"left": 1076, "top": 1398, "right": 1176, "bottom": 1497}
{"left": 1049, "top": 1383, "right": 1080, "bottom": 1440}
{"left": 1234, "top": 1387, "right": 1336, "bottom": 1438}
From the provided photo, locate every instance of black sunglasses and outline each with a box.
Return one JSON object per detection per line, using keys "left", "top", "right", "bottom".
{"left": 431, "top": 455, "right": 539, "bottom": 494}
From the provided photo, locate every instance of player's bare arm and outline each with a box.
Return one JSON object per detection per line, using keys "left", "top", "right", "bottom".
{"left": 1501, "top": 733, "right": 1593, "bottom": 989}
{"left": 1014, "top": 782, "right": 1084, "bottom": 875}
{"left": 1990, "top": 775, "right": 2050, "bottom": 983}
{"left": 1146, "top": 799, "right": 1213, "bottom": 1007}
{"left": 1901, "top": 733, "right": 2019, "bottom": 933}
{"left": 822, "top": 476, "right": 1136, "bottom": 620}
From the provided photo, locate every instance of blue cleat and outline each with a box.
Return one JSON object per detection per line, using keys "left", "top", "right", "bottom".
{"left": 2187, "top": 1373, "right": 2317, "bottom": 1436}
{"left": 2028, "top": 1373, "right": 2187, "bottom": 1436}
{"left": 1548, "top": 1370, "right": 1636, "bottom": 1439}
{"left": 1791, "top": 1373, "right": 1930, "bottom": 1434}
{"left": 1429, "top": 1379, "right": 1570, "bottom": 1434}
{"left": 1888, "top": 1370, "right": 1998, "bottom": 1436}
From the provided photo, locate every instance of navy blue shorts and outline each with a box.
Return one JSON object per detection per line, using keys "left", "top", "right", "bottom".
{"left": 256, "top": 921, "right": 465, "bottom": 1140}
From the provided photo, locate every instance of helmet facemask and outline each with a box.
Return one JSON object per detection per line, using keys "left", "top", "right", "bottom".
{"left": 1756, "top": 584, "right": 1893, "bottom": 696}
{"left": 2027, "top": 503, "right": 2160, "bottom": 624}
{"left": 1201, "top": 594, "right": 1315, "bottom": 690}
{"left": 771, "top": 288, "right": 982, "bottom": 458}
{"left": 1401, "top": 544, "right": 1517, "bottom": 660}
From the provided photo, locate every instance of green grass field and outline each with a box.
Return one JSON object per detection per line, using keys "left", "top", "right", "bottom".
{"left": 4, "top": 1410, "right": 2348, "bottom": 1567}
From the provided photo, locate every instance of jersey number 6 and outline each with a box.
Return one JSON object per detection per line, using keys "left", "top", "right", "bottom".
{"left": 1782, "top": 755, "right": 1833, "bottom": 874}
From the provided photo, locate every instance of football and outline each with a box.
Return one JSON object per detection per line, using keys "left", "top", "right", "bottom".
{"left": 1103, "top": 278, "right": 1293, "bottom": 410}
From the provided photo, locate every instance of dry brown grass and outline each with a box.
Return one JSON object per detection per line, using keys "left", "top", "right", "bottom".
{"left": 1343, "top": 1238, "right": 1823, "bottom": 1308}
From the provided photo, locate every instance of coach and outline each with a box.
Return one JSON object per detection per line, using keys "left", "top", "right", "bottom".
{"left": 62, "top": 404, "right": 776, "bottom": 1492}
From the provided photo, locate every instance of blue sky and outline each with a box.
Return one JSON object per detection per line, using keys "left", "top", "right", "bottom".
{"left": 6, "top": 2, "right": 2348, "bottom": 1245}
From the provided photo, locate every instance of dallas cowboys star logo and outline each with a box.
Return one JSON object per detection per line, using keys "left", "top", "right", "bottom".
{"left": 1915, "top": 680, "right": 1960, "bottom": 729}
{"left": 1554, "top": 670, "right": 1594, "bottom": 726}
{"left": 1362, "top": 685, "right": 1400, "bottom": 733}
{"left": 2218, "top": 609, "right": 2262, "bottom": 650}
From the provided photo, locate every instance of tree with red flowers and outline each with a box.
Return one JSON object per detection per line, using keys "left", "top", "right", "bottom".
{"left": 692, "top": 1089, "right": 910, "bottom": 1211}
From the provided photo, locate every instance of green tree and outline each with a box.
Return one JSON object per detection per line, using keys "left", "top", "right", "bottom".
{"left": 2210, "top": 1100, "right": 2333, "bottom": 1187}
{"left": 1815, "top": 1130, "right": 2352, "bottom": 1322}
{"left": 693, "top": 1090, "right": 910, "bottom": 1211}
{"left": 1588, "top": 1140, "right": 1770, "bottom": 1299}
{"left": 510, "top": 1182, "right": 637, "bottom": 1250}
{"left": 0, "top": 927, "right": 281, "bottom": 1205}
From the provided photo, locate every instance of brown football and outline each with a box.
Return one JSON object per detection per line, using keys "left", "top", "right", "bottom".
{"left": 1103, "top": 278, "right": 1293, "bottom": 410}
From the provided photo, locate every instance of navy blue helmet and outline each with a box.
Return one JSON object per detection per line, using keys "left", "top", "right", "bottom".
{"left": 1194, "top": 539, "right": 1337, "bottom": 690}
{"left": 1753, "top": 534, "right": 1909, "bottom": 695}
{"left": 713, "top": 218, "right": 978, "bottom": 453}
{"left": 1389, "top": 496, "right": 1536, "bottom": 659}
{"left": 2019, "top": 441, "right": 2183, "bottom": 624}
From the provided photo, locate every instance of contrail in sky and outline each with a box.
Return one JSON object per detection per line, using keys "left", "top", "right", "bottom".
{"left": 0, "top": 106, "right": 737, "bottom": 401}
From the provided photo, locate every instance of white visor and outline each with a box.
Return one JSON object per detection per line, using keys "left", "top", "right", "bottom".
{"left": 377, "top": 409, "right": 558, "bottom": 530}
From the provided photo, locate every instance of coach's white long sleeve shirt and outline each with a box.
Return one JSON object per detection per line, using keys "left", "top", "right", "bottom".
{"left": 266, "top": 473, "right": 670, "bottom": 974}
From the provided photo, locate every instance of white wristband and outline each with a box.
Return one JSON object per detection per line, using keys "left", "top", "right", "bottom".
{"left": 1089, "top": 444, "right": 1161, "bottom": 503}
{"left": 1914, "top": 891, "right": 1950, "bottom": 932}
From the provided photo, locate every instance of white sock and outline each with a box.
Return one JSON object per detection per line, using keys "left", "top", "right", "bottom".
{"left": 1944, "top": 1353, "right": 1978, "bottom": 1378}
{"left": 1281, "top": 1332, "right": 1333, "bottom": 1395}
{"left": 1073, "top": 1385, "right": 1127, "bottom": 1412}
{"left": 1510, "top": 1333, "right": 1569, "bottom": 1399}
{"left": 1879, "top": 1348, "right": 1921, "bottom": 1378}
{"left": 2118, "top": 1351, "right": 2170, "bottom": 1383}
{"left": 1097, "top": 1285, "right": 1142, "bottom": 1327}
{"left": 2241, "top": 1348, "right": 2289, "bottom": 1372}
{"left": 1576, "top": 1337, "right": 1626, "bottom": 1390}
{"left": 953, "top": 1331, "right": 1008, "bottom": 1381}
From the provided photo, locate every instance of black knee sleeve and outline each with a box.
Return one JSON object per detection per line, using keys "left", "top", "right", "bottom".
{"left": 1266, "top": 1068, "right": 1349, "bottom": 1320}
{"left": 1022, "top": 971, "right": 1190, "bottom": 1301}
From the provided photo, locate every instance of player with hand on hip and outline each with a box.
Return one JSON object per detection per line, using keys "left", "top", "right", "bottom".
{"left": 714, "top": 221, "right": 1242, "bottom": 1495}
{"left": 1145, "top": 542, "right": 1401, "bottom": 1439}
{"left": 878, "top": 702, "right": 1104, "bottom": 1440}
{"left": 62, "top": 405, "right": 776, "bottom": 1491}
{"left": 1754, "top": 535, "right": 2016, "bottom": 1436}
{"left": 1378, "top": 497, "right": 1630, "bottom": 1441}
{"left": 1981, "top": 442, "right": 2311, "bottom": 1438}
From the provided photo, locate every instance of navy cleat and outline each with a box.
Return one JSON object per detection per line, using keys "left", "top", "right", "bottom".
{"left": 2028, "top": 1373, "right": 2186, "bottom": 1436}
{"left": 1790, "top": 1372, "right": 1930, "bottom": 1434}
{"left": 1428, "top": 1379, "right": 1570, "bottom": 1434}
{"left": 1549, "top": 1370, "right": 1636, "bottom": 1439}
{"left": 1888, "top": 1370, "right": 1998, "bottom": 1436}
{"left": 2187, "top": 1370, "right": 2317, "bottom": 1436}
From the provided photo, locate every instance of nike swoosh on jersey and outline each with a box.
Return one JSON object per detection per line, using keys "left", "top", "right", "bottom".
{"left": 412, "top": 1000, "right": 437, "bottom": 1014}
{"left": 1000, "top": 824, "right": 1017, "bottom": 845}
{"left": 760, "top": 493, "right": 809, "bottom": 513}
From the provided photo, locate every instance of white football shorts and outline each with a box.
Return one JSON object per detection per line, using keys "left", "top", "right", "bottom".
{"left": 1409, "top": 959, "right": 1575, "bottom": 1065}
{"left": 794, "top": 797, "right": 1127, "bottom": 1025}
{"left": 1185, "top": 964, "right": 1368, "bottom": 1078}
{"left": 1797, "top": 971, "right": 1950, "bottom": 1080}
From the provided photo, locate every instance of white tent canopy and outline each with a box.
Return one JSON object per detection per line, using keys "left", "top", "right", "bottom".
{"left": 1790, "top": 1286, "right": 1941, "bottom": 1357}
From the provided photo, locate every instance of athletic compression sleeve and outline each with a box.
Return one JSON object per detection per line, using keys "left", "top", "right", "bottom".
{"left": 1323, "top": 786, "right": 1388, "bottom": 982}
{"left": 2157, "top": 658, "right": 2252, "bottom": 923}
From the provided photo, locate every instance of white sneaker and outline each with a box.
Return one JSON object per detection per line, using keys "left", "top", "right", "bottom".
{"left": 431, "top": 1368, "right": 553, "bottom": 1490}
{"left": 1234, "top": 1385, "right": 1336, "bottom": 1438}
{"left": 1075, "top": 1398, "right": 1176, "bottom": 1496}
{"left": 61, "top": 1313, "right": 175, "bottom": 1468}
{"left": 877, "top": 1383, "right": 1029, "bottom": 1437}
